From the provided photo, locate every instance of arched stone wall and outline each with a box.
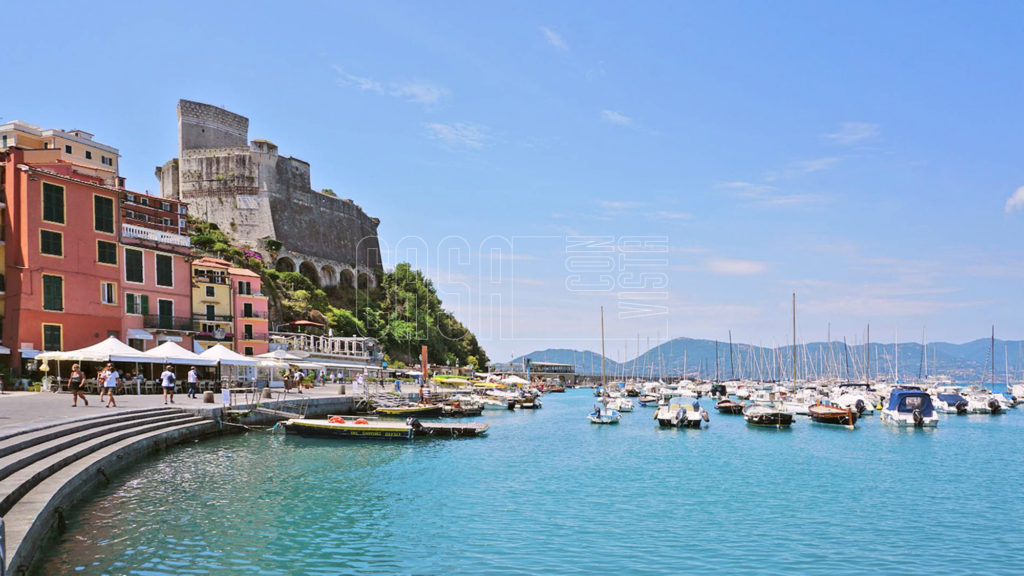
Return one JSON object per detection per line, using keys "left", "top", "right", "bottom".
{"left": 299, "top": 261, "right": 321, "bottom": 287}
{"left": 320, "top": 265, "right": 337, "bottom": 287}
{"left": 276, "top": 257, "right": 296, "bottom": 273}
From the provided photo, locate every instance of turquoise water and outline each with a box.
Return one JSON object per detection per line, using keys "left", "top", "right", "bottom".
{"left": 33, "top": 389, "right": 1024, "bottom": 575}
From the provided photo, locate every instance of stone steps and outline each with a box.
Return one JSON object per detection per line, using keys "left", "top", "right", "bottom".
{"left": 0, "top": 408, "right": 219, "bottom": 575}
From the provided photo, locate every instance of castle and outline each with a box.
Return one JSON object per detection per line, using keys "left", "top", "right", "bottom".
{"left": 155, "top": 100, "right": 382, "bottom": 289}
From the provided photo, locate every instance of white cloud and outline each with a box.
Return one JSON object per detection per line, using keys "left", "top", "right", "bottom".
{"left": 707, "top": 259, "right": 768, "bottom": 276}
{"left": 425, "top": 122, "right": 487, "bottom": 149}
{"left": 391, "top": 82, "right": 447, "bottom": 106}
{"left": 600, "top": 109, "right": 634, "bottom": 127}
{"left": 650, "top": 210, "right": 693, "bottom": 220}
{"left": 1005, "top": 186, "right": 1024, "bottom": 213}
{"left": 540, "top": 26, "right": 568, "bottom": 50}
{"left": 826, "top": 122, "right": 880, "bottom": 145}
{"left": 334, "top": 65, "right": 446, "bottom": 108}
{"left": 598, "top": 200, "right": 646, "bottom": 210}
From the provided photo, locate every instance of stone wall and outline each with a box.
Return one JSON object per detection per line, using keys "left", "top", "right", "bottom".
{"left": 178, "top": 100, "right": 248, "bottom": 151}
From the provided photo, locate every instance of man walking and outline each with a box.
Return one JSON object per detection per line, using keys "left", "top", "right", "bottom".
{"left": 160, "top": 365, "right": 176, "bottom": 404}
{"left": 103, "top": 363, "right": 120, "bottom": 408}
{"left": 187, "top": 366, "right": 199, "bottom": 399}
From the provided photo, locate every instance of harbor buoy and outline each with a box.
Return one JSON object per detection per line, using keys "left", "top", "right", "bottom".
{"left": 354, "top": 418, "right": 369, "bottom": 425}
{"left": 329, "top": 416, "right": 346, "bottom": 424}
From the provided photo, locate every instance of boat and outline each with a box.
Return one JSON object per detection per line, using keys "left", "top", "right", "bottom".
{"left": 637, "top": 393, "right": 660, "bottom": 407}
{"left": 808, "top": 403, "right": 858, "bottom": 427}
{"left": 588, "top": 406, "right": 621, "bottom": 424}
{"left": 830, "top": 382, "right": 881, "bottom": 415}
{"left": 880, "top": 389, "right": 938, "bottom": 427}
{"left": 933, "top": 393, "right": 968, "bottom": 415}
{"left": 608, "top": 397, "right": 634, "bottom": 412}
{"left": 375, "top": 404, "right": 444, "bottom": 418}
{"left": 715, "top": 398, "right": 745, "bottom": 414}
{"left": 654, "top": 398, "right": 709, "bottom": 428}
{"left": 743, "top": 404, "right": 794, "bottom": 428}
{"left": 281, "top": 416, "right": 490, "bottom": 439}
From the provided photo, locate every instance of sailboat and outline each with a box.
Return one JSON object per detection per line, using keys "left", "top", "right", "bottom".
{"left": 589, "top": 307, "right": 621, "bottom": 425}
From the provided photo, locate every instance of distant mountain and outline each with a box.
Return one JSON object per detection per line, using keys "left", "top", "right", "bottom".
{"left": 511, "top": 337, "right": 1024, "bottom": 382}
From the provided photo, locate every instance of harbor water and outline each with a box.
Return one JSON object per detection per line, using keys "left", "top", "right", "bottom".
{"left": 33, "top": 389, "right": 1024, "bottom": 575}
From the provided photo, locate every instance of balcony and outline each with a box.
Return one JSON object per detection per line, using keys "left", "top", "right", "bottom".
{"left": 121, "top": 223, "right": 191, "bottom": 248}
{"left": 141, "top": 315, "right": 193, "bottom": 331}
{"left": 193, "top": 314, "right": 233, "bottom": 323}
{"left": 239, "top": 310, "right": 269, "bottom": 319}
{"left": 194, "top": 273, "right": 229, "bottom": 285}
{"left": 238, "top": 332, "right": 269, "bottom": 342}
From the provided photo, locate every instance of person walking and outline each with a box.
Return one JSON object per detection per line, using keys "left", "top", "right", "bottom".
{"left": 69, "top": 364, "right": 88, "bottom": 407}
{"left": 160, "top": 365, "right": 177, "bottom": 404}
{"left": 187, "top": 366, "right": 198, "bottom": 399}
{"left": 103, "top": 363, "right": 120, "bottom": 408}
{"left": 97, "top": 366, "right": 110, "bottom": 403}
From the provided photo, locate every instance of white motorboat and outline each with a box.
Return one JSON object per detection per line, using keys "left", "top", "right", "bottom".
{"left": 654, "top": 398, "right": 709, "bottom": 428}
{"left": 880, "top": 389, "right": 938, "bottom": 428}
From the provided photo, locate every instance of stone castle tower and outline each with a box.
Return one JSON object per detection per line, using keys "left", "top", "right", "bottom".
{"left": 155, "top": 100, "right": 381, "bottom": 288}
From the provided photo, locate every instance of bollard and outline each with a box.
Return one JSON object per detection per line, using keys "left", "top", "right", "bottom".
{"left": 261, "top": 387, "right": 272, "bottom": 399}
{"left": 339, "top": 384, "right": 346, "bottom": 395}
{"left": 203, "top": 390, "right": 215, "bottom": 403}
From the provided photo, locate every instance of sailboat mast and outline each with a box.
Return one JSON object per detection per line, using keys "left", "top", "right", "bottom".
{"left": 600, "top": 307, "right": 606, "bottom": 390}
{"left": 729, "top": 330, "right": 735, "bottom": 380}
{"left": 792, "top": 293, "right": 797, "bottom": 384}
{"left": 991, "top": 325, "right": 996, "bottom": 386}
{"left": 867, "top": 323, "right": 871, "bottom": 383}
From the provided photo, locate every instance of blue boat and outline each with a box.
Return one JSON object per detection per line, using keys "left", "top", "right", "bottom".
{"left": 934, "top": 393, "right": 968, "bottom": 415}
{"left": 881, "top": 389, "right": 938, "bottom": 427}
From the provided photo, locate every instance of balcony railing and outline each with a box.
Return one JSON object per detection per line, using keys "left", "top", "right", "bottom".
{"left": 141, "top": 315, "right": 193, "bottom": 331}
{"left": 121, "top": 223, "right": 191, "bottom": 248}
{"left": 239, "top": 310, "right": 268, "bottom": 319}
{"left": 239, "top": 332, "right": 269, "bottom": 341}
{"left": 194, "top": 274, "right": 229, "bottom": 285}
{"left": 193, "top": 314, "right": 233, "bottom": 322}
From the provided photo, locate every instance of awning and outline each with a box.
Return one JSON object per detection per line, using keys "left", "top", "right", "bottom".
{"left": 20, "top": 349, "right": 40, "bottom": 359}
{"left": 127, "top": 328, "right": 154, "bottom": 341}
{"left": 0, "top": 345, "right": 10, "bottom": 354}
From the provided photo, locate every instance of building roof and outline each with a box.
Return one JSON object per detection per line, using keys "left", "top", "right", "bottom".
{"left": 193, "top": 257, "right": 232, "bottom": 269}
{"left": 228, "top": 266, "right": 261, "bottom": 279}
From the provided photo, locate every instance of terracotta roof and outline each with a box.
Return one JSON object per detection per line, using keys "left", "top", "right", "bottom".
{"left": 228, "top": 266, "right": 261, "bottom": 278}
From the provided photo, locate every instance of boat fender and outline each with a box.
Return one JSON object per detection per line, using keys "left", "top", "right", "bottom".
{"left": 328, "top": 416, "right": 346, "bottom": 424}
{"left": 354, "top": 418, "right": 369, "bottom": 425}
{"left": 988, "top": 399, "right": 1001, "bottom": 414}
{"left": 855, "top": 399, "right": 866, "bottom": 414}
{"left": 912, "top": 409, "right": 923, "bottom": 427}
{"left": 701, "top": 410, "right": 710, "bottom": 423}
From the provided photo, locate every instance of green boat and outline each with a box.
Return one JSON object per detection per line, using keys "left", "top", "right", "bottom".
{"left": 375, "top": 404, "right": 444, "bottom": 417}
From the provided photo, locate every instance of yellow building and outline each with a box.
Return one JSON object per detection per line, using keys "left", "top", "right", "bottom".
{"left": 0, "top": 121, "right": 121, "bottom": 187}
{"left": 191, "top": 257, "right": 234, "bottom": 352}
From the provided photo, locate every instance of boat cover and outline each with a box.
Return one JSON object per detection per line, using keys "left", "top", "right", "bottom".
{"left": 937, "top": 393, "right": 966, "bottom": 405}
{"left": 887, "top": 389, "right": 935, "bottom": 416}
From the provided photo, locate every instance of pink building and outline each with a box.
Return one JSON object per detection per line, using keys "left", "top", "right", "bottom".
{"left": 231, "top": 266, "right": 268, "bottom": 356}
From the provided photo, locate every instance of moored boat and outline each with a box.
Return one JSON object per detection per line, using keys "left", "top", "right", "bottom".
{"left": 589, "top": 406, "right": 621, "bottom": 424}
{"left": 933, "top": 393, "right": 968, "bottom": 415}
{"left": 808, "top": 403, "right": 858, "bottom": 427}
{"left": 743, "top": 404, "right": 794, "bottom": 428}
{"left": 715, "top": 398, "right": 745, "bottom": 414}
{"left": 655, "top": 398, "right": 709, "bottom": 428}
{"left": 376, "top": 404, "right": 444, "bottom": 418}
{"left": 880, "top": 389, "right": 938, "bottom": 428}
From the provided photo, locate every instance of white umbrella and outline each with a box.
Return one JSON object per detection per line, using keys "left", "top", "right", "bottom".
{"left": 143, "top": 341, "right": 217, "bottom": 366}
{"left": 502, "top": 375, "right": 530, "bottom": 385}
{"left": 36, "top": 336, "right": 155, "bottom": 363}
{"left": 198, "top": 344, "right": 258, "bottom": 366}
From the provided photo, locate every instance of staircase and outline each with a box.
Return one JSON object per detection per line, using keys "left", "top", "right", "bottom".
{"left": 0, "top": 407, "right": 217, "bottom": 575}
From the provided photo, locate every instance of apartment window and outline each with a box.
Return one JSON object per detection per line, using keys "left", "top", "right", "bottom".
{"left": 243, "top": 325, "right": 253, "bottom": 340}
{"left": 128, "top": 338, "right": 145, "bottom": 351}
{"left": 244, "top": 347, "right": 254, "bottom": 356}
{"left": 42, "top": 275, "right": 63, "bottom": 311}
{"left": 178, "top": 218, "right": 186, "bottom": 228}
{"left": 205, "top": 305, "right": 216, "bottom": 321}
{"left": 205, "top": 286, "right": 215, "bottom": 298}
{"left": 42, "top": 182, "right": 65, "bottom": 224}
{"left": 101, "top": 282, "right": 116, "bottom": 304}
{"left": 156, "top": 254, "right": 173, "bottom": 287}
{"left": 43, "top": 324, "right": 62, "bottom": 351}
{"left": 139, "top": 197, "right": 149, "bottom": 206}
{"left": 158, "top": 299, "right": 173, "bottom": 329}
{"left": 178, "top": 206, "right": 187, "bottom": 215}
{"left": 243, "top": 302, "right": 253, "bottom": 317}
{"left": 1, "top": 135, "right": 6, "bottom": 147}
{"left": 97, "top": 240, "right": 118, "bottom": 265}
{"left": 160, "top": 202, "right": 171, "bottom": 211}
{"left": 126, "top": 193, "right": 136, "bottom": 203}
{"left": 102, "top": 156, "right": 113, "bottom": 166}
{"left": 125, "top": 293, "right": 149, "bottom": 315}
{"left": 40, "top": 230, "right": 63, "bottom": 256}
{"left": 85, "top": 150, "right": 93, "bottom": 160}
{"left": 94, "top": 195, "right": 115, "bottom": 233}
{"left": 64, "top": 144, "right": 72, "bottom": 154}
{"left": 125, "top": 248, "right": 143, "bottom": 283}
{"left": 161, "top": 217, "right": 172, "bottom": 226}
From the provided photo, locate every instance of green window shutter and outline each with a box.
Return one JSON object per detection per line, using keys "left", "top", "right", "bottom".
{"left": 140, "top": 294, "right": 149, "bottom": 315}
{"left": 43, "top": 275, "right": 63, "bottom": 311}
{"left": 126, "top": 294, "right": 136, "bottom": 315}
{"left": 94, "top": 195, "right": 114, "bottom": 233}
{"left": 43, "top": 183, "right": 65, "bottom": 224}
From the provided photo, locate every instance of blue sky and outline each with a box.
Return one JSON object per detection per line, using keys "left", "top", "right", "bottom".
{"left": 7, "top": 1, "right": 1024, "bottom": 362}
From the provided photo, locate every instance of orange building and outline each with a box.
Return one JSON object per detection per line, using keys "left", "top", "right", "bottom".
{"left": 231, "top": 265, "right": 269, "bottom": 356}
{"left": 119, "top": 191, "right": 193, "bottom": 351}
{"left": 1, "top": 147, "right": 123, "bottom": 370}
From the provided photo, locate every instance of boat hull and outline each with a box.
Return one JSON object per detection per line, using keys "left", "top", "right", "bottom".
{"left": 744, "top": 411, "right": 794, "bottom": 428}
{"left": 809, "top": 405, "right": 858, "bottom": 427}
{"left": 283, "top": 419, "right": 414, "bottom": 440}
{"left": 716, "top": 401, "right": 745, "bottom": 414}
{"left": 376, "top": 405, "right": 444, "bottom": 417}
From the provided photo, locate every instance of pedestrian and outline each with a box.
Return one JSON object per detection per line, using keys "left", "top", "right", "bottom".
{"left": 160, "top": 365, "right": 176, "bottom": 404}
{"left": 419, "top": 383, "right": 425, "bottom": 404}
{"left": 295, "top": 369, "right": 304, "bottom": 394}
{"left": 283, "top": 370, "right": 292, "bottom": 391}
{"left": 395, "top": 379, "right": 402, "bottom": 394}
{"left": 97, "top": 366, "right": 110, "bottom": 403}
{"left": 187, "top": 366, "right": 198, "bottom": 399}
{"left": 102, "top": 363, "right": 120, "bottom": 408}
{"left": 69, "top": 363, "right": 88, "bottom": 407}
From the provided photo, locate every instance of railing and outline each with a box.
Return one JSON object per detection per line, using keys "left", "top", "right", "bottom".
{"left": 269, "top": 332, "right": 378, "bottom": 361}
{"left": 141, "top": 314, "right": 192, "bottom": 331}
{"left": 121, "top": 223, "right": 191, "bottom": 247}
{"left": 239, "top": 310, "right": 268, "bottom": 319}
{"left": 193, "top": 314, "right": 233, "bottom": 322}
{"left": 239, "top": 332, "right": 269, "bottom": 341}
{"left": 194, "top": 274, "right": 229, "bottom": 285}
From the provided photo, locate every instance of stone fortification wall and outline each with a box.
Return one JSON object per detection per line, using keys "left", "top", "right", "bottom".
{"left": 178, "top": 100, "right": 248, "bottom": 152}
{"left": 158, "top": 100, "right": 382, "bottom": 286}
